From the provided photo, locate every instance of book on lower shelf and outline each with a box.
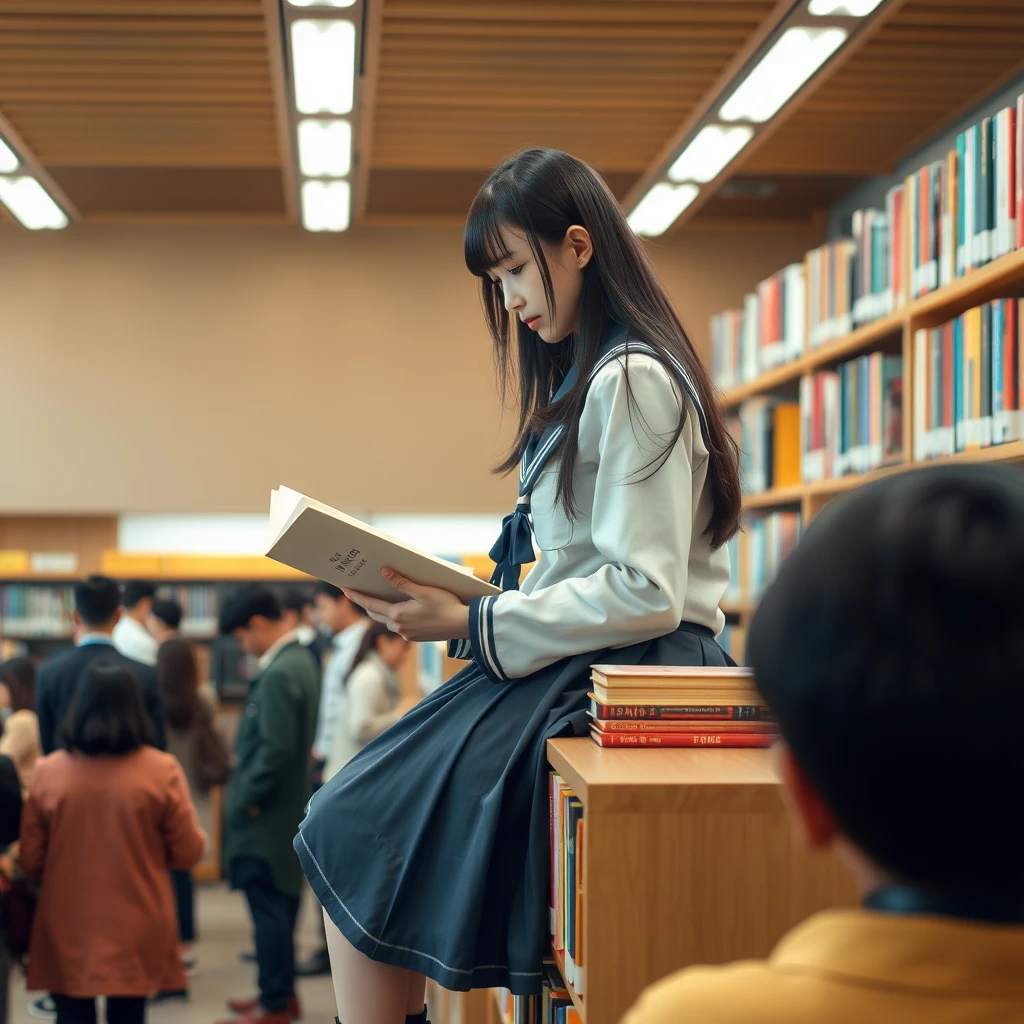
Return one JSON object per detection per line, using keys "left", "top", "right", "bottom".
{"left": 549, "top": 775, "right": 584, "bottom": 998}
{"left": 540, "top": 961, "right": 581, "bottom": 1024}
{"left": 913, "top": 298, "right": 1023, "bottom": 459}
{"left": 0, "top": 584, "right": 74, "bottom": 638}
{"left": 801, "top": 352, "right": 903, "bottom": 482}
{"left": 586, "top": 667, "right": 777, "bottom": 748}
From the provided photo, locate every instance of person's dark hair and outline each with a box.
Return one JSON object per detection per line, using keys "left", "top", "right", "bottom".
{"left": 121, "top": 581, "right": 156, "bottom": 609}
{"left": 282, "top": 588, "right": 313, "bottom": 616}
{"left": 218, "top": 584, "right": 283, "bottom": 636}
{"left": 347, "top": 622, "right": 405, "bottom": 685}
{"left": 747, "top": 464, "right": 1024, "bottom": 889}
{"left": 313, "top": 581, "right": 344, "bottom": 601}
{"left": 0, "top": 657, "right": 35, "bottom": 713}
{"left": 156, "top": 637, "right": 202, "bottom": 731}
{"left": 313, "top": 580, "right": 368, "bottom": 617}
{"left": 464, "top": 148, "right": 741, "bottom": 548}
{"left": 61, "top": 660, "right": 155, "bottom": 755}
{"left": 74, "top": 575, "right": 122, "bottom": 628}
{"left": 151, "top": 597, "right": 183, "bottom": 631}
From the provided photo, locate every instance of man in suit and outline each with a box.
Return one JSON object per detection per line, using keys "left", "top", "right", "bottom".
{"left": 218, "top": 585, "right": 319, "bottom": 1024}
{"left": 36, "top": 575, "right": 166, "bottom": 755}
{"left": 619, "top": 466, "right": 1024, "bottom": 1024}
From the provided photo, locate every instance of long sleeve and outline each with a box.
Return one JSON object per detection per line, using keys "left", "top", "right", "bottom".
{"left": 313, "top": 652, "right": 345, "bottom": 758}
{"left": 468, "top": 357, "right": 696, "bottom": 682}
{"left": 230, "top": 668, "right": 298, "bottom": 810}
{"left": 162, "top": 757, "right": 207, "bottom": 871}
{"left": 19, "top": 767, "right": 47, "bottom": 879}
{"left": 342, "top": 662, "right": 402, "bottom": 748}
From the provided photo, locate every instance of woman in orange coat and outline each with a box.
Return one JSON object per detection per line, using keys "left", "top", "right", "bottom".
{"left": 20, "top": 660, "right": 206, "bottom": 1024}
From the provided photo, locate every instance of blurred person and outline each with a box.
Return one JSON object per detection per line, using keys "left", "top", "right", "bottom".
{"left": 36, "top": 576, "right": 165, "bottom": 756}
{"left": 0, "top": 752, "right": 22, "bottom": 1024}
{"left": 21, "top": 662, "right": 205, "bottom": 1024}
{"left": 151, "top": 637, "right": 228, "bottom": 1000}
{"left": 620, "top": 464, "right": 1024, "bottom": 1024}
{"left": 324, "top": 622, "right": 414, "bottom": 784}
{"left": 281, "top": 589, "right": 326, "bottom": 669}
{"left": 147, "top": 598, "right": 182, "bottom": 646}
{"left": 293, "top": 583, "right": 368, "bottom": 980}
{"left": 112, "top": 582, "right": 158, "bottom": 667}
{"left": 0, "top": 657, "right": 41, "bottom": 794}
{"left": 217, "top": 585, "right": 318, "bottom": 1024}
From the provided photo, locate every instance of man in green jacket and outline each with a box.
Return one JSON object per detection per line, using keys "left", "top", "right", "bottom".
{"left": 217, "top": 584, "right": 319, "bottom": 1024}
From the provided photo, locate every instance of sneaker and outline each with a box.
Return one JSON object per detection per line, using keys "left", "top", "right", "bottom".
{"left": 27, "top": 995, "right": 57, "bottom": 1019}
{"left": 183, "top": 953, "right": 198, "bottom": 976}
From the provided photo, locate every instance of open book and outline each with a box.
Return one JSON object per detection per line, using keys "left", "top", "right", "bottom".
{"left": 266, "top": 486, "right": 500, "bottom": 603}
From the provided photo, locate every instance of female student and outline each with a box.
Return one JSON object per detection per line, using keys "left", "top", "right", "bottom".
{"left": 323, "top": 622, "right": 412, "bottom": 784}
{"left": 20, "top": 662, "right": 206, "bottom": 1024}
{"left": 294, "top": 148, "right": 741, "bottom": 1024}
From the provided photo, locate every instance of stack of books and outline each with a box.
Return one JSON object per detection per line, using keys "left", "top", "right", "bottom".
{"left": 588, "top": 667, "right": 776, "bottom": 748}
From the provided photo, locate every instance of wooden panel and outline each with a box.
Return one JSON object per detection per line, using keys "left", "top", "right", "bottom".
{"left": 745, "top": 0, "right": 1024, "bottom": 178}
{"left": 0, "top": 515, "right": 118, "bottom": 575}
{"left": 371, "top": 0, "right": 779, "bottom": 176}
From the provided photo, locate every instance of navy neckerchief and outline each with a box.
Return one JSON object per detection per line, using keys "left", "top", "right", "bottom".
{"left": 864, "top": 884, "right": 1024, "bottom": 925}
{"left": 486, "top": 326, "right": 710, "bottom": 591}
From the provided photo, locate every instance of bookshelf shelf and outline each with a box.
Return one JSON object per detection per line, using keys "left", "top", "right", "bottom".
{"left": 545, "top": 739, "right": 854, "bottom": 1024}
{"left": 720, "top": 599, "right": 754, "bottom": 618}
{"left": 742, "top": 485, "right": 804, "bottom": 509}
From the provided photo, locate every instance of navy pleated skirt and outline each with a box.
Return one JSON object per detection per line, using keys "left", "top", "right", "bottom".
{"left": 294, "top": 622, "right": 730, "bottom": 994}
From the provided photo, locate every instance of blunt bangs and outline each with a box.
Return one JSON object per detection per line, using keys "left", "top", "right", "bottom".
{"left": 464, "top": 187, "right": 517, "bottom": 277}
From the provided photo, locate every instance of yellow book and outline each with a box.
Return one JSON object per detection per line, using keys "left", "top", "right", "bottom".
{"left": 966, "top": 306, "right": 982, "bottom": 449}
{"left": 772, "top": 403, "right": 801, "bottom": 489}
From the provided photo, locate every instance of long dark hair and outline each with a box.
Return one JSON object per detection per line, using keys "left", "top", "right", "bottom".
{"left": 0, "top": 657, "right": 35, "bottom": 713}
{"left": 61, "top": 660, "right": 155, "bottom": 756}
{"left": 347, "top": 622, "right": 404, "bottom": 686}
{"left": 464, "top": 148, "right": 741, "bottom": 548}
{"left": 156, "top": 637, "right": 202, "bottom": 731}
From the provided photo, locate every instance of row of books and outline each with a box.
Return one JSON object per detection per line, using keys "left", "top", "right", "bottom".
{"left": 801, "top": 353, "right": 904, "bottom": 482}
{"left": 587, "top": 666, "right": 776, "bottom": 748}
{"left": 550, "top": 774, "right": 584, "bottom": 995}
{"left": 154, "top": 584, "right": 219, "bottom": 637}
{"left": 725, "top": 512, "right": 802, "bottom": 605}
{"left": 712, "top": 91, "right": 1024, "bottom": 388}
{"left": 914, "top": 298, "right": 1024, "bottom": 459}
{"left": 729, "top": 399, "right": 800, "bottom": 495}
{"left": 541, "top": 963, "right": 582, "bottom": 1024}
{"left": 0, "top": 585, "right": 75, "bottom": 637}
{"left": 710, "top": 263, "right": 806, "bottom": 389}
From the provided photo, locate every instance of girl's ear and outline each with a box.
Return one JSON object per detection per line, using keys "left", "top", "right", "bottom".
{"left": 565, "top": 225, "right": 593, "bottom": 270}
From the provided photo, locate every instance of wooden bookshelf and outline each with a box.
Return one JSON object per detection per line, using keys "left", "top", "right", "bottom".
{"left": 545, "top": 738, "right": 856, "bottom": 1024}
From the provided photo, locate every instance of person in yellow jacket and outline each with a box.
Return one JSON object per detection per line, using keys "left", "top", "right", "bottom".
{"left": 621, "top": 464, "right": 1024, "bottom": 1024}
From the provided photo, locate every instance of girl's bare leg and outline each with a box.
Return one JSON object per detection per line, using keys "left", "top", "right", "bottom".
{"left": 323, "top": 907, "right": 426, "bottom": 1024}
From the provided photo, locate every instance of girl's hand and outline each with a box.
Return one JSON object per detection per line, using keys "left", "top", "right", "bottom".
{"left": 343, "top": 568, "right": 471, "bottom": 642}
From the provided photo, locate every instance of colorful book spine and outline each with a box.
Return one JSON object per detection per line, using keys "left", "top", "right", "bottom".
{"left": 590, "top": 731, "right": 775, "bottom": 749}
{"left": 549, "top": 775, "right": 585, "bottom": 997}
{"left": 589, "top": 699, "right": 773, "bottom": 721}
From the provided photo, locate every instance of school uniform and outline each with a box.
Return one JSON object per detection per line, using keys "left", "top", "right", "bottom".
{"left": 294, "top": 326, "right": 731, "bottom": 994}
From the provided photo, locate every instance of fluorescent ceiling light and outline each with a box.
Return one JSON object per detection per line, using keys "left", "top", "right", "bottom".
{"left": 808, "top": 0, "right": 884, "bottom": 14}
{"left": 288, "top": 0, "right": 356, "bottom": 6}
{"left": 301, "top": 179, "right": 351, "bottom": 231}
{"left": 298, "top": 118, "right": 352, "bottom": 177}
{"left": 627, "top": 183, "right": 699, "bottom": 237}
{"left": 668, "top": 125, "right": 754, "bottom": 184}
{"left": 0, "top": 176, "right": 68, "bottom": 229}
{"left": 292, "top": 19, "right": 356, "bottom": 115}
{"left": 0, "top": 137, "right": 17, "bottom": 173}
{"left": 720, "top": 27, "right": 847, "bottom": 123}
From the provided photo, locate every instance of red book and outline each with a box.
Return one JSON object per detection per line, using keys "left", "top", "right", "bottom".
{"left": 1017, "top": 93, "right": 1024, "bottom": 250}
{"left": 592, "top": 719, "right": 777, "bottom": 734}
{"left": 589, "top": 698, "right": 773, "bottom": 721}
{"left": 590, "top": 730, "right": 776, "bottom": 749}
{"left": 1008, "top": 104, "right": 1017, "bottom": 253}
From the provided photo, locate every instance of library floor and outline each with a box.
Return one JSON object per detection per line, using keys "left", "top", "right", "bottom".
{"left": 8, "top": 884, "right": 339, "bottom": 1023}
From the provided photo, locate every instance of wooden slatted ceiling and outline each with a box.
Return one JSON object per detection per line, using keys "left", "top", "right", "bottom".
{"left": 742, "top": 0, "right": 1024, "bottom": 179}
{"left": 367, "top": 0, "right": 780, "bottom": 216}
{"left": 0, "top": 0, "right": 285, "bottom": 218}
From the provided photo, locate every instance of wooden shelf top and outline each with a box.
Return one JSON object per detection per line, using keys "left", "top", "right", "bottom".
{"left": 547, "top": 738, "right": 783, "bottom": 814}
{"left": 720, "top": 247, "right": 1024, "bottom": 409}
{"left": 742, "top": 440, "right": 1024, "bottom": 512}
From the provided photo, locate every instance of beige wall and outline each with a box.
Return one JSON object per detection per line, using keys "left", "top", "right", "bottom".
{"left": 0, "top": 221, "right": 821, "bottom": 515}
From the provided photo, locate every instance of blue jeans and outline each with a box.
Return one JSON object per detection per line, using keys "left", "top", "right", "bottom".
{"left": 231, "top": 857, "right": 300, "bottom": 1012}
